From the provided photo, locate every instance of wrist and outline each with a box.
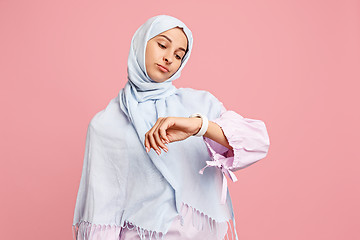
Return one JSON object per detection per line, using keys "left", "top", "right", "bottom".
{"left": 188, "top": 113, "right": 209, "bottom": 136}
{"left": 203, "top": 121, "right": 212, "bottom": 138}
{"left": 192, "top": 117, "right": 202, "bottom": 135}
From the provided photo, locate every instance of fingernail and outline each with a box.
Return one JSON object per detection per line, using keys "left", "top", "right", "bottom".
{"left": 163, "top": 147, "right": 168, "bottom": 153}
{"left": 145, "top": 147, "right": 149, "bottom": 153}
{"left": 156, "top": 149, "right": 161, "bottom": 155}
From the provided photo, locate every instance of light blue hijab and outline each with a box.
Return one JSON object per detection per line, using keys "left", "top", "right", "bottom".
{"left": 73, "top": 15, "right": 238, "bottom": 240}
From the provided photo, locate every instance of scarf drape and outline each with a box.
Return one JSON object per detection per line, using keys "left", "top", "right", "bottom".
{"left": 73, "top": 15, "right": 238, "bottom": 240}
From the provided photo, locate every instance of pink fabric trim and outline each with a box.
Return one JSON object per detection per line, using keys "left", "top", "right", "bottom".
{"left": 203, "top": 109, "right": 270, "bottom": 171}
{"left": 201, "top": 108, "right": 270, "bottom": 204}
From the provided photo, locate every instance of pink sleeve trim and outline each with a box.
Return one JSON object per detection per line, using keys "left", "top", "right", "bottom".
{"left": 203, "top": 110, "right": 270, "bottom": 172}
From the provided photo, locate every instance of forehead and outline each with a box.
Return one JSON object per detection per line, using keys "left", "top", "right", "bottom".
{"left": 154, "top": 27, "right": 188, "bottom": 49}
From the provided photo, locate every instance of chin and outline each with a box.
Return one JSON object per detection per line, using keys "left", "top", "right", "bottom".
{"left": 153, "top": 78, "right": 167, "bottom": 83}
{"left": 150, "top": 74, "right": 168, "bottom": 83}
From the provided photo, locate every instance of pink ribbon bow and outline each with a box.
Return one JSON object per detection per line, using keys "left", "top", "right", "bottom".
{"left": 199, "top": 152, "right": 238, "bottom": 204}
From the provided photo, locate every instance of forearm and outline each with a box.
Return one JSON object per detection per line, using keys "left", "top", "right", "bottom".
{"left": 202, "top": 120, "right": 233, "bottom": 150}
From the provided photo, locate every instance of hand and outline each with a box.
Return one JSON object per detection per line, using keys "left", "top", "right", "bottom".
{"left": 144, "top": 117, "right": 202, "bottom": 155}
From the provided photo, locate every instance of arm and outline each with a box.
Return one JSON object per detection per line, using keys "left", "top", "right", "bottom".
{"left": 144, "top": 115, "right": 233, "bottom": 155}
{"left": 143, "top": 107, "right": 269, "bottom": 163}
{"left": 199, "top": 120, "right": 233, "bottom": 150}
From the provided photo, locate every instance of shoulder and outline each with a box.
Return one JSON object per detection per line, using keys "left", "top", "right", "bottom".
{"left": 175, "top": 87, "right": 224, "bottom": 120}
{"left": 176, "top": 87, "right": 221, "bottom": 102}
{"left": 88, "top": 95, "right": 129, "bottom": 131}
{"left": 85, "top": 95, "right": 131, "bottom": 147}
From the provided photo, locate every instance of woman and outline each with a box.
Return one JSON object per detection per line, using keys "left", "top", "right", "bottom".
{"left": 72, "top": 15, "right": 270, "bottom": 240}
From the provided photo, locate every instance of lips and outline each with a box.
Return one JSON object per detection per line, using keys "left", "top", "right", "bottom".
{"left": 157, "top": 64, "right": 169, "bottom": 72}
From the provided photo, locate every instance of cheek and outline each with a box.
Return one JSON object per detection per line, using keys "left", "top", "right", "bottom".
{"left": 145, "top": 48, "right": 151, "bottom": 63}
{"left": 145, "top": 44, "right": 155, "bottom": 62}
{"left": 175, "top": 62, "right": 182, "bottom": 71}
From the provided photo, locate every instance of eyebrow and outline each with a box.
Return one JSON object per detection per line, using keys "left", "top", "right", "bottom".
{"left": 158, "top": 35, "right": 187, "bottom": 53}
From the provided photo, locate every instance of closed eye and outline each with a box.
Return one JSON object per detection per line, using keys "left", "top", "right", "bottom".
{"left": 158, "top": 43, "right": 182, "bottom": 60}
{"left": 158, "top": 43, "right": 166, "bottom": 49}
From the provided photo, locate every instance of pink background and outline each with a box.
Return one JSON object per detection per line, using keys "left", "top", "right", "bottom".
{"left": 1, "top": 0, "right": 359, "bottom": 239}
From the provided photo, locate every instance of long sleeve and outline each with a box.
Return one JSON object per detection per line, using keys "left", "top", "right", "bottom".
{"left": 203, "top": 106, "right": 270, "bottom": 172}
{"left": 199, "top": 105, "right": 270, "bottom": 204}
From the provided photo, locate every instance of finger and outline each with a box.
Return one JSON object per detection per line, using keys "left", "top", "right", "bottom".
{"left": 148, "top": 117, "right": 165, "bottom": 155}
{"left": 144, "top": 132, "right": 150, "bottom": 153}
{"left": 159, "top": 118, "right": 173, "bottom": 144}
{"left": 145, "top": 118, "right": 163, "bottom": 153}
{"left": 148, "top": 129, "right": 161, "bottom": 155}
{"left": 154, "top": 118, "right": 168, "bottom": 152}
{"left": 159, "top": 118, "right": 170, "bottom": 146}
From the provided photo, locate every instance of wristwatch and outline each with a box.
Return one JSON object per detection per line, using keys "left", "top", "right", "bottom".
{"left": 188, "top": 113, "right": 209, "bottom": 137}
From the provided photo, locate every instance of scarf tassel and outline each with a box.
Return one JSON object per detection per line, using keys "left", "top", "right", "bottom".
{"left": 72, "top": 220, "right": 165, "bottom": 240}
{"left": 73, "top": 203, "right": 238, "bottom": 240}
{"left": 181, "top": 202, "right": 238, "bottom": 240}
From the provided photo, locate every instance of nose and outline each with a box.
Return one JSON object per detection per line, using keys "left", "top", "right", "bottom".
{"left": 163, "top": 55, "right": 173, "bottom": 64}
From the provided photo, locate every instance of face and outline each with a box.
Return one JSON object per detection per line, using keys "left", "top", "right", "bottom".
{"left": 145, "top": 27, "right": 188, "bottom": 83}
